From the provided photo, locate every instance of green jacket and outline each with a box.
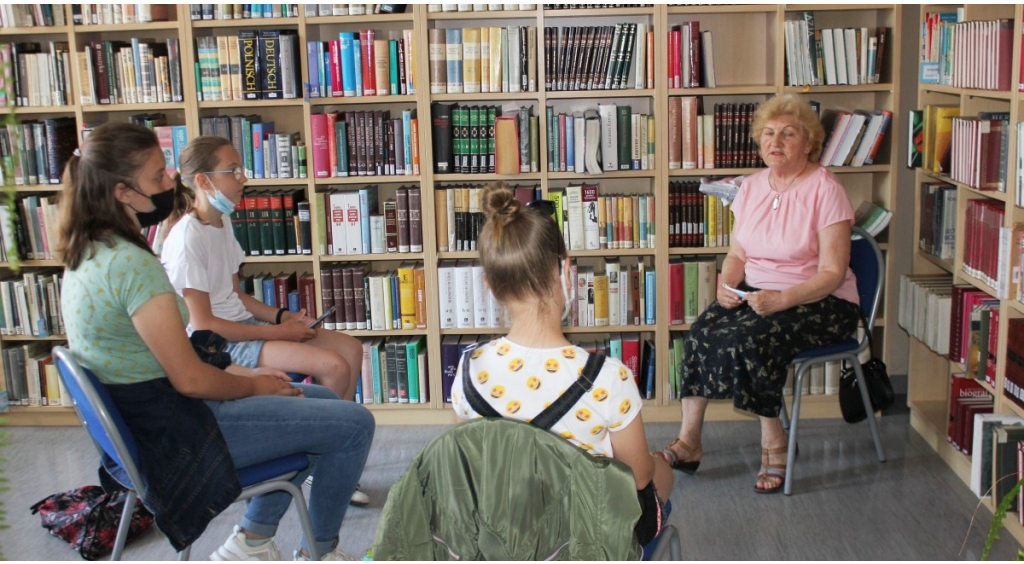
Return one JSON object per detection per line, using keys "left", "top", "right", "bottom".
{"left": 374, "top": 418, "right": 642, "bottom": 560}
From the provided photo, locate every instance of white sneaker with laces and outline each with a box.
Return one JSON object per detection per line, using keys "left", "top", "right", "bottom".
{"left": 293, "top": 546, "right": 360, "bottom": 561}
{"left": 210, "top": 526, "right": 282, "bottom": 561}
{"left": 302, "top": 477, "right": 369, "bottom": 507}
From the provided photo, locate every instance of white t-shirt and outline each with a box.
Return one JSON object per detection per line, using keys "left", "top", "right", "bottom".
{"left": 451, "top": 336, "right": 644, "bottom": 457}
{"left": 161, "top": 214, "right": 249, "bottom": 331}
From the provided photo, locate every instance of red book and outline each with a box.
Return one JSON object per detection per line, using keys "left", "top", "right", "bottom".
{"left": 668, "top": 30, "right": 680, "bottom": 88}
{"left": 342, "top": 267, "right": 356, "bottom": 331}
{"left": 331, "top": 267, "right": 345, "bottom": 328}
{"left": 997, "top": 19, "right": 1012, "bottom": 91}
{"left": 408, "top": 187, "right": 422, "bottom": 253}
{"left": 274, "top": 272, "right": 296, "bottom": 312}
{"left": 360, "top": 29, "right": 376, "bottom": 96}
{"left": 329, "top": 39, "right": 343, "bottom": 97}
{"left": 987, "top": 307, "right": 1000, "bottom": 386}
{"left": 325, "top": 112, "right": 339, "bottom": 176}
{"left": 668, "top": 260, "right": 684, "bottom": 325}
{"left": 351, "top": 266, "right": 367, "bottom": 329}
{"left": 299, "top": 273, "right": 317, "bottom": 317}
{"left": 947, "top": 373, "right": 991, "bottom": 449}
{"left": 620, "top": 332, "right": 641, "bottom": 385}
{"left": 310, "top": 114, "right": 330, "bottom": 178}
{"left": 686, "top": 21, "right": 701, "bottom": 87}
{"left": 395, "top": 187, "right": 410, "bottom": 253}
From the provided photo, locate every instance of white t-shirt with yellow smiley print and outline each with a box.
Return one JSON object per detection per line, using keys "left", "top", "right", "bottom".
{"left": 452, "top": 337, "right": 644, "bottom": 457}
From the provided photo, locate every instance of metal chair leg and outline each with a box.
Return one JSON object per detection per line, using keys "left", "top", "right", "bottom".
{"left": 650, "top": 524, "right": 681, "bottom": 560}
{"left": 783, "top": 364, "right": 808, "bottom": 496}
{"left": 110, "top": 489, "right": 137, "bottom": 561}
{"left": 853, "top": 362, "right": 887, "bottom": 463}
{"left": 178, "top": 545, "right": 192, "bottom": 560}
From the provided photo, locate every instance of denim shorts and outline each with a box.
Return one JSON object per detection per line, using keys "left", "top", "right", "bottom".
{"left": 222, "top": 317, "right": 270, "bottom": 369}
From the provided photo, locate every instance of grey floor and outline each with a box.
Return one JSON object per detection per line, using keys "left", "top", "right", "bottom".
{"left": 2, "top": 406, "right": 1022, "bottom": 560}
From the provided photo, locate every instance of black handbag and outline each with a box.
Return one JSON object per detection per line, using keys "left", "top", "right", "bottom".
{"left": 838, "top": 314, "right": 895, "bottom": 423}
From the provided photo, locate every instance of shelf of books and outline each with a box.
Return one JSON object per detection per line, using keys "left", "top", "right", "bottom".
{"left": 0, "top": 4, "right": 903, "bottom": 428}
{"left": 906, "top": 3, "right": 1024, "bottom": 547}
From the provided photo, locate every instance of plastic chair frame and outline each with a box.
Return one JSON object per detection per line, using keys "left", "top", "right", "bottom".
{"left": 51, "top": 346, "right": 321, "bottom": 561}
{"left": 778, "top": 226, "right": 887, "bottom": 495}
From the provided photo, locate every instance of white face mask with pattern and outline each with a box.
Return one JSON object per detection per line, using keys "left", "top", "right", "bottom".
{"left": 560, "top": 260, "right": 572, "bottom": 321}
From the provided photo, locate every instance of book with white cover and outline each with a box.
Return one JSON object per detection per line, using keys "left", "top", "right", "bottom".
{"left": 821, "top": 28, "right": 837, "bottom": 85}
{"left": 584, "top": 109, "right": 603, "bottom": 174}
{"left": 582, "top": 184, "right": 600, "bottom": 250}
{"left": 437, "top": 260, "right": 456, "bottom": 329}
{"left": 607, "top": 259, "right": 621, "bottom": 326}
{"left": 454, "top": 259, "right": 474, "bottom": 328}
{"left": 576, "top": 265, "right": 591, "bottom": 327}
{"left": 564, "top": 183, "right": 584, "bottom": 251}
{"left": 573, "top": 112, "right": 585, "bottom": 175}
{"left": 598, "top": 103, "right": 618, "bottom": 172}
{"left": 328, "top": 192, "right": 348, "bottom": 255}
{"left": 343, "top": 191, "right": 362, "bottom": 255}
{"left": 471, "top": 260, "right": 488, "bottom": 327}
{"left": 367, "top": 272, "right": 387, "bottom": 331}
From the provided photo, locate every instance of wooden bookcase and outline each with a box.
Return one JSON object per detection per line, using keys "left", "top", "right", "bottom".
{"left": 2, "top": 4, "right": 903, "bottom": 427}
{"left": 906, "top": 3, "right": 1024, "bottom": 547}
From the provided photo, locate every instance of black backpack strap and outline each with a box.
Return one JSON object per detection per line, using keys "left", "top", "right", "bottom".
{"left": 460, "top": 347, "right": 501, "bottom": 419}
{"left": 531, "top": 352, "right": 605, "bottom": 431}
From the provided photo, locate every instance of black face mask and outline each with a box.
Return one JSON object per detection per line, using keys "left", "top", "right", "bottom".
{"left": 133, "top": 187, "right": 176, "bottom": 228}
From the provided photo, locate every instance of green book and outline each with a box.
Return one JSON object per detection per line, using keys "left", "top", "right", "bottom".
{"left": 683, "top": 261, "right": 698, "bottom": 324}
{"left": 469, "top": 106, "right": 480, "bottom": 174}
{"left": 230, "top": 199, "right": 249, "bottom": 253}
{"left": 335, "top": 119, "right": 349, "bottom": 177}
{"left": 672, "top": 333, "right": 686, "bottom": 400}
{"left": 451, "top": 105, "right": 463, "bottom": 173}
{"left": 529, "top": 115, "right": 539, "bottom": 173}
{"left": 243, "top": 194, "right": 262, "bottom": 255}
{"left": 369, "top": 336, "right": 385, "bottom": 404}
{"left": 269, "top": 192, "right": 286, "bottom": 255}
{"left": 257, "top": 192, "right": 274, "bottom": 256}
{"left": 487, "top": 105, "right": 497, "bottom": 173}
{"left": 388, "top": 39, "right": 400, "bottom": 95}
{"left": 617, "top": 105, "right": 631, "bottom": 171}
{"left": 282, "top": 190, "right": 299, "bottom": 255}
{"left": 405, "top": 335, "right": 425, "bottom": 404}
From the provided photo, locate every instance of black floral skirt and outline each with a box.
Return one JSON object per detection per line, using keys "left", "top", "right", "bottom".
{"left": 680, "top": 294, "right": 861, "bottom": 417}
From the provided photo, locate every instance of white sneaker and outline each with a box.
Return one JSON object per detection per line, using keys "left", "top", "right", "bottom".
{"left": 302, "top": 477, "right": 369, "bottom": 507}
{"left": 293, "top": 546, "right": 360, "bottom": 561}
{"left": 210, "top": 526, "right": 282, "bottom": 561}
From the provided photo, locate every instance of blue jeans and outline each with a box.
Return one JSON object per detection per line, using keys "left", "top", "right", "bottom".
{"left": 205, "top": 384, "right": 375, "bottom": 555}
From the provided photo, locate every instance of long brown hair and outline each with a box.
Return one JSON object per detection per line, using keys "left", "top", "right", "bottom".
{"left": 57, "top": 123, "right": 160, "bottom": 270}
{"left": 167, "top": 135, "right": 233, "bottom": 226}
{"left": 479, "top": 182, "right": 566, "bottom": 307}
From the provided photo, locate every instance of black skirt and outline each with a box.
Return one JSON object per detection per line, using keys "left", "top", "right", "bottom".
{"left": 680, "top": 294, "right": 861, "bottom": 417}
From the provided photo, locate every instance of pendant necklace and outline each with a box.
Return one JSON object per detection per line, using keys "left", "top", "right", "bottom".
{"left": 768, "top": 164, "right": 807, "bottom": 211}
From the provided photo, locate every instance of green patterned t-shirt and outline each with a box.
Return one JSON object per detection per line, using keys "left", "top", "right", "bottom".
{"left": 61, "top": 236, "right": 189, "bottom": 385}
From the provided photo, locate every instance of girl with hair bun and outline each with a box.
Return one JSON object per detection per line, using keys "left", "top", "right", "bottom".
{"left": 451, "top": 181, "right": 673, "bottom": 545}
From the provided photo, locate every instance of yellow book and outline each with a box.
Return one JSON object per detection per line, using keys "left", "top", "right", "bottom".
{"left": 398, "top": 262, "right": 416, "bottom": 329}
{"left": 479, "top": 27, "right": 490, "bottom": 93}
{"left": 597, "top": 196, "right": 607, "bottom": 249}
{"left": 923, "top": 104, "right": 958, "bottom": 173}
{"left": 414, "top": 264, "right": 427, "bottom": 329}
{"left": 489, "top": 27, "right": 502, "bottom": 93}
{"left": 593, "top": 272, "right": 609, "bottom": 326}
{"left": 615, "top": 196, "right": 624, "bottom": 250}
{"left": 631, "top": 195, "right": 640, "bottom": 249}
{"left": 403, "top": 29, "right": 416, "bottom": 95}
{"left": 227, "top": 34, "right": 242, "bottom": 100}
{"left": 707, "top": 194, "right": 717, "bottom": 247}
{"left": 44, "top": 361, "right": 61, "bottom": 407}
{"left": 217, "top": 35, "right": 231, "bottom": 102}
{"left": 931, "top": 105, "right": 959, "bottom": 174}
{"left": 463, "top": 27, "right": 480, "bottom": 93}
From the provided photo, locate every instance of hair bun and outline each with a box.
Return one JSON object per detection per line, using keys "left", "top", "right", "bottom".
{"left": 481, "top": 182, "right": 521, "bottom": 225}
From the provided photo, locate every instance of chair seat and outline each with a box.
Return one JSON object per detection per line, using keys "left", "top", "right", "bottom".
{"left": 236, "top": 453, "right": 308, "bottom": 488}
{"left": 791, "top": 338, "right": 858, "bottom": 361}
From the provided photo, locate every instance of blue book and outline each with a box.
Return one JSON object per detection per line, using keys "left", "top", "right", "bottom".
{"left": 339, "top": 33, "right": 356, "bottom": 96}
{"left": 351, "top": 37, "right": 363, "bottom": 98}
{"left": 306, "top": 41, "right": 320, "bottom": 98}
{"left": 320, "top": 47, "right": 330, "bottom": 97}
{"left": 171, "top": 125, "right": 188, "bottom": 170}
{"left": 645, "top": 269, "right": 656, "bottom": 325}
{"left": 388, "top": 39, "right": 400, "bottom": 95}
{"left": 642, "top": 340, "right": 655, "bottom": 400}
{"left": 262, "top": 277, "right": 276, "bottom": 307}
{"left": 445, "top": 28, "right": 463, "bottom": 93}
{"left": 565, "top": 115, "right": 575, "bottom": 172}
{"left": 130, "top": 38, "right": 144, "bottom": 100}
{"left": 401, "top": 110, "right": 413, "bottom": 174}
{"left": 354, "top": 373, "right": 363, "bottom": 404}
{"left": 369, "top": 337, "right": 384, "bottom": 404}
{"left": 390, "top": 273, "right": 400, "bottom": 329}
{"left": 609, "top": 333, "right": 622, "bottom": 363}
{"left": 287, "top": 289, "right": 300, "bottom": 312}
{"left": 358, "top": 185, "right": 379, "bottom": 254}
{"left": 250, "top": 121, "right": 274, "bottom": 179}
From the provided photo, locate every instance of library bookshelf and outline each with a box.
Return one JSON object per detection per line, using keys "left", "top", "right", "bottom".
{"left": 906, "top": 3, "right": 1024, "bottom": 547}
{"left": 2, "top": 4, "right": 903, "bottom": 427}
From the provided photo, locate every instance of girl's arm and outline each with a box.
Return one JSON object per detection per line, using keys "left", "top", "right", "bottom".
{"left": 182, "top": 287, "right": 315, "bottom": 343}
{"left": 132, "top": 293, "right": 301, "bottom": 400}
{"left": 608, "top": 414, "right": 656, "bottom": 489}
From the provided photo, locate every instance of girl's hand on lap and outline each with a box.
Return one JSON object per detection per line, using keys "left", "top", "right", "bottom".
{"left": 276, "top": 318, "right": 317, "bottom": 342}
{"left": 252, "top": 374, "right": 304, "bottom": 397}
{"left": 252, "top": 366, "right": 291, "bottom": 382}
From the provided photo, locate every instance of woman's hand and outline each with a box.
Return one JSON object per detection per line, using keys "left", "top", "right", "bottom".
{"left": 717, "top": 284, "right": 744, "bottom": 309}
{"left": 275, "top": 317, "right": 317, "bottom": 342}
{"left": 251, "top": 374, "right": 304, "bottom": 397}
{"left": 745, "top": 289, "right": 787, "bottom": 317}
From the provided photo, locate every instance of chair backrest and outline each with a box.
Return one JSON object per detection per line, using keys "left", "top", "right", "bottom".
{"left": 52, "top": 346, "right": 146, "bottom": 491}
{"left": 850, "top": 226, "right": 885, "bottom": 331}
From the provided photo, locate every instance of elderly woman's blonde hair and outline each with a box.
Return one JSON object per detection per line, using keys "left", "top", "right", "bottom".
{"left": 750, "top": 94, "right": 826, "bottom": 162}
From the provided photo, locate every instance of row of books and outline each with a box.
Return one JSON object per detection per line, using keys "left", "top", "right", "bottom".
{"left": 154, "top": 124, "right": 191, "bottom": 177}
{"left": 307, "top": 30, "right": 416, "bottom": 100}
{"left": 921, "top": 13, "right": 1013, "bottom": 92}
{"left": 668, "top": 99, "right": 764, "bottom": 170}
{"left": 0, "top": 4, "right": 65, "bottom": 28}
{"left": 1017, "top": 123, "right": 1024, "bottom": 207}
{"left": 784, "top": 17, "right": 889, "bottom": 87}
{"left": 1004, "top": 319, "right": 1024, "bottom": 414}
{"left": 898, "top": 274, "right": 952, "bottom": 357}
{"left": 191, "top": 4, "right": 301, "bottom": 20}
{"left": 962, "top": 199, "right": 1004, "bottom": 291}
{"left": 437, "top": 260, "right": 506, "bottom": 330}
{"left": 948, "top": 113, "right": 1010, "bottom": 192}
{"left": 970, "top": 411, "right": 1024, "bottom": 501}
{"left": 434, "top": 184, "right": 537, "bottom": 253}
{"left": 320, "top": 186, "right": 423, "bottom": 256}
{"left": 554, "top": 185, "right": 656, "bottom": 251}
{"left": 916, "top": 105, "right": 958, "bottom": 175}
{"left": 429, "top": 27, "right": 538, "bottom": 95}
{"left": 309, "top": 110, "right": 420, "bottom": 179}
{"left": 667, "top": 22, "right": 714, "bottom": 89}
{"left": 852, "top": 201, "right": 892, "bottom": 240}
{"left": 317, "top": 262, "right": 427, "bottom": 331}
{"left": 819, "top": 109, "right": 892, "bottom": 168}
{"left": 667, "top": 257, "right": 715, "bottom": 325}
{"left": 229, "top": 190, "right": 312, "bottom": 257}
{"left": 310, "top": 5, "right": 408, "bottom": 17}
{"left": 0, "top": 118, "right": 77, "bottom": 188}
{"left": 198, "top": 116, "right": 304, "bottom": 181}
{"left": 2, "top": 344, "right": 66, "bottom": 411}
{"left": 668, "top": 182, "right": 732, "bottom": 248}
{"left": 239, "top": 270, "right": 318, "bottom": 316}
{"left": 0, "top": 42, "right": 73, "bottom": 108}
{"left": 75, "top": 4, "right": 170, "bottom": 25}
{"left": 355, "top": 335, "right": 427, "bottom": 405}
{"left": 549, "top": 105, "right": 655, "bottom": 173}
{"left": 0, "top": 270, "right": 64, "bottom": 338}
{"left": 0, "top": 196, "right": 62, "bottom": 263}
{"left": 429, "top": 4, "right": 536, "bottom": 12}
{"left": 195, "top": 31, "right": 300, "bottom": 102}
{"left": 948, "top": 373, "right": 993, "bottom": 456}
{"left": 569, "top": 262, "right": 655, "bottom": 328}
{"left": 79, "top": 38, "right": 184, "bottom": 105}
{"left": 546, "top": 24, "right": 652, "bottom": 91}
{"left": 431, "top": 103, "right": 539, "bottom": 174}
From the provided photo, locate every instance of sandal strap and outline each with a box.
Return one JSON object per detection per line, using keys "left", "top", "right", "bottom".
{"left": 662, "top": 438, "right": 702, "bottom": 465}
{"left": 760, "top": 445, "right": 790, "bottom": 472}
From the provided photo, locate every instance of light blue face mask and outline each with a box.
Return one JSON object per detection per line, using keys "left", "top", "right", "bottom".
{"left": 207, "top": 187, "right": 236, "bottom": 215}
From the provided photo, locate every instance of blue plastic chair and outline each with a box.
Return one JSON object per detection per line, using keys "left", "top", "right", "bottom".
{"left": 52, "top": 346, "right": 321, "bottom": 561}
{"left": 642, "top": 501, "right": 681, "bottom": 560}
{"left": 779, "top": 226, "right": 887, "bottom": 495}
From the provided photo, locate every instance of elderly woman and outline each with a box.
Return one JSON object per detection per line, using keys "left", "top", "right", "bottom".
{"left": 661, "top": 95, "right": 861, "bottom": 494}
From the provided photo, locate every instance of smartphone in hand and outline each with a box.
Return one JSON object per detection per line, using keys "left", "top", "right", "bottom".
{"left": 721, "top": 283, "right": 748, "bottom": 299}
{"left": 307, "top": 306, "right": 338, "bottom": 328}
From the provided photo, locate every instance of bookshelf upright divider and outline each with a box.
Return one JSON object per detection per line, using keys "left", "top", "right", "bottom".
{"left": 2, "top": 4, "right": 903, "bottom": 427}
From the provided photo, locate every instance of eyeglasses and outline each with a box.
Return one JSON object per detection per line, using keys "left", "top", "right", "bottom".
{"left": 204, "top": 166, "right": 245, "bottom": 181}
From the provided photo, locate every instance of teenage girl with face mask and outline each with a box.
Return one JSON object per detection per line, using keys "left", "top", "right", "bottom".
{"left": 450, "top": 182, "right": 674, "bottom": 544}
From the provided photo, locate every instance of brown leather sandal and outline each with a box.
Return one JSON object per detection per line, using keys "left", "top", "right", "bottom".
{"left": 661, "top": 438, "right": 703, "bottom": 475}
{"left": 754, "top": 445, "right": 788, "bottom": 494}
